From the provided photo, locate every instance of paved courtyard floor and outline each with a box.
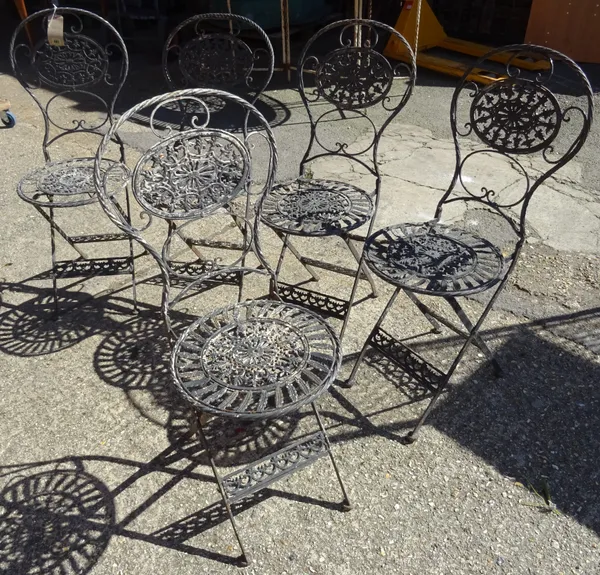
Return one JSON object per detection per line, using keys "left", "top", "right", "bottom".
{"left": 0, "top": 57, "right": 599, "bottom": 575}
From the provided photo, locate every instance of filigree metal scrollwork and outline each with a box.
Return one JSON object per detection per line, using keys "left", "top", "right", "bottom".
{"left": 277, "top": 284, "right": 349, "bottom": 319}
{"left": 370, "top": 327, "right": 443, "bottom": 393}
{"left": 440, "top": 44, "right": 593, "bottom": 253}
{"left": 172, "top": 300, "right": 340, "bottom": 419}
{"left": 261, "top": 179, "right": 373, "bottom": 236}
{"left": 316, "top": 47, "right": 394, "bottom": 110}
{"left": 221, "top": 432, "right": 328, "bottom": 502}
{"left": 470, "top": 78, "right": 561, "bottom": 154}
{"left": 458, "top": 149, "right": 530, "bottom": 210}
{"left": 163, "top": 13, "right": 274, "bottom": 101}
{"left": 53, "top": 257, "right": 133, "bottom": 278}
{"left": 132, "top": 130, "right": 249, "bottom": 219}
{"left": 312, "top": 108, "right": 378, "bottom": 160}
{"left": 32, "top": 35, "right": 108, "bottom": 89}
{"left": 45, "top": 91, "right": 111, "bottom": 132}
{"left": 18, "top": 158, "right": 128, "bottom": 208}
{"left": 299, "top": 19, "right": 414, "bottom": 113}
{"left": 179, "top": 34, "right": 254, "bottom": 88}
{"left": 9, "top": 8, "right": 129, "bottom": 158}
{"left": 364, "top": 223, "right": 504, "bottom": 296}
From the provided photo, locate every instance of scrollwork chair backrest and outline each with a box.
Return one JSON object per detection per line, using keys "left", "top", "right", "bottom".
{"left": 298, "top": 19, "right": 416, "bottom": 189}
{"left": 162, "top": 13, "right": 274, "bottom": 107}
{"left": 437, "top": 45, "right": 593, "bottom": 257}
{"left": 94, "top": 89, "right": 278, "bottom": 335}
{"left": 10, "top": 8, "right": 129, "bottom": 162}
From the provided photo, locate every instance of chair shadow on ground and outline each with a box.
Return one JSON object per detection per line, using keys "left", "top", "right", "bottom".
{"left": 0, "top": 444, "right": 343, "bottom": 573}
{"left": 322, "top": 309, "right": 600, "bottom": 537}
{"left": 431, "top": 324, "right": 600, "bottom": 535}
{"left": 0, "top": 282, "right": 109, "bottom": 357}
{"left": 124, "top": 91, "right": 292, "bottom": 134}
{"left": 2, "top": 275, "right": 599, "bottom": 568}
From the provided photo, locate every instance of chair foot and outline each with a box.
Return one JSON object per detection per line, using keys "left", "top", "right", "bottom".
{"left": 341, "top": 376, "right": 357, "bottom": 389}
{"left": 238, "top": 553, "right": 251, "bottom": 567}
{"left": 401, "top": 432, "right": 418, "bottom": 445}
{"left": 340, "top": 498, "right": 352, "bottom": 512}
{"left": 492, "top": 361, "right": 503, "bottom": 378}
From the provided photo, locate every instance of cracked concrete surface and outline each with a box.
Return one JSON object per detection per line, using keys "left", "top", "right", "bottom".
{"left": 312, "top": 121, "right": 600, "bottom": 255}
{"left": 1, "top": 36, "right": 599, "bottom": 575}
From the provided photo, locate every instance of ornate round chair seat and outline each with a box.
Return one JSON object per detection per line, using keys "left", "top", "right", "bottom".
{"left": 172, "top": 300, "right": 341, "bottom": 419}
{"left": 17, "top": 158, "right": 127, "bottom": 208}
{"left": 260, "top": 178, "right": 374, "bottom": 236}
{"left": 364, "top": 223, "right": 505, "bottom": 296}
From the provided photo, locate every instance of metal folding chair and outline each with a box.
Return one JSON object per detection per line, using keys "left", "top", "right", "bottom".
{"left": 259, "top": 19, "right": 416, "bottom": 339}
{"left": 345, "top": 44, "right": 594, "bottom": 442}
{"left": 163, "top": 12, "right": 274, "bottom": 109}
{"left": 9, "top": 8, "right": 136, "bottom": 314}
{"left": 161, "top": 12, "right": 275, "bottom": 278}
{"left": 94, "top": 89, "right": 351, "bottom": 566}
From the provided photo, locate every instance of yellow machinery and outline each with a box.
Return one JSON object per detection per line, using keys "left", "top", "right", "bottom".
{"left": 385, "top": 0, "right": 550, "bottom": 84}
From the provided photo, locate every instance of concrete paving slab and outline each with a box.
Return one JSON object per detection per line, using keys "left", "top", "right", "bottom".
{"left": 1, "top": 48, "right": 599, "bottom": 575}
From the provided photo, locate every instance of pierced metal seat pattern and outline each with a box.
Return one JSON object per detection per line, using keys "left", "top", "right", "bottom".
{"left": 9, "top": 8, "right": 135, "bottom": 314}
{"left": 18, "top": 158, "right": 128, "bottom": 208}
{"left": 173, "top": 300, "right": 339, "bottom": 419}
{"left": 94, "top": 89, "right": 351, "bottom": 567}
{"left": 261, "top": 178, "right": 373, "bottom": 236}
{"left": 346, "top": 44, "right": 594, "bottom": 444}
{"left": 260, "top": 19, "right": 416, "bottom": 336}
{"left": 364, "top": 223, "right": 504, "bottom": 296}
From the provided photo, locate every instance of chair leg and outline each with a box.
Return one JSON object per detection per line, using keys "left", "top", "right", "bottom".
{"left": 49, "top": 206, "right": 59, "bottom": 317}
{"left": 127, "top": 238, "right": 138, "bottom": 313}
{"left": 338, "top": 253, "right": 363, "bottom": 342}
{"left": 404, "top": 331, "right": 472, "bottom": 443}
{"left": 124, "top": 190, "right": 138, "bottom": 314}
{"left": 344, "top": 236, "right": 378, "bottom": 298}
{"left": 339, "top": 235, "right": 386, "bottom": 341}
{"left": 196, "top": 413, "right": 251, "bottom": 567}
{"left": 311, "top": 402, "right": 351, "bottom": 511}
{"left": 445, "top": 297, "right": 502, "bottom": 376}
{"left": 403, "top": 290, "right": 443, "bottom": 333}
{"left": 274, "top": 231, "right": 320, "bottom": 282}
{"left": 275, "top": 233, "right": 289, "bottom": 279}
{"left": 344, "top": 287, "right": 401, "bottom": 387}
{"left": 403, "top": 371, "right": 452, "bottom": 444}
{"left": 405, "top": 289, "right": 506, "bottom": 442}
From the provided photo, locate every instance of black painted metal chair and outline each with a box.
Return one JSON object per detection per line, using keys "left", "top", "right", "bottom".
{"left": 94, "top": 89, "right": 351, "bottom": 566}
{"left": 161, "top": 12, "right": 275, "bottom": 277}
{"left": 163, "top": 12, "right": 274, "bottom": 115}
{"left": 345, "top": 45, "right": 594, "bottom": 442}
{"left": 260, "top": 19, "right": 416, "bottom": 339}
{"left": 9, "top": 8, "right": 136, "bottom": 314}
